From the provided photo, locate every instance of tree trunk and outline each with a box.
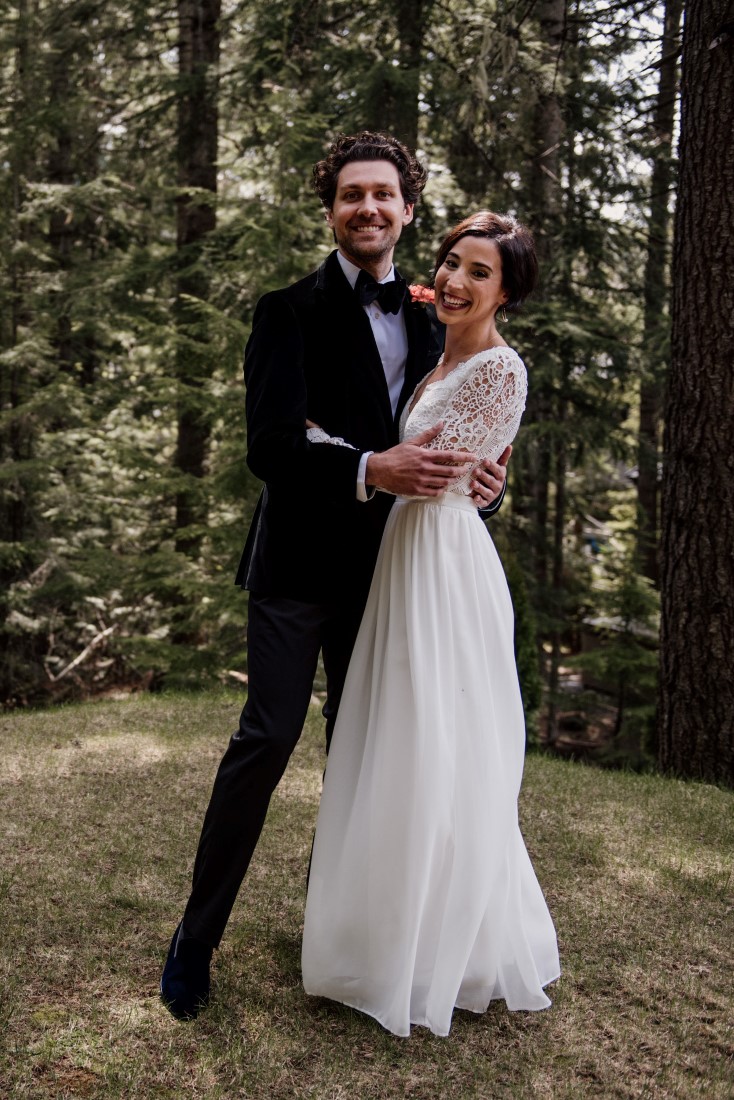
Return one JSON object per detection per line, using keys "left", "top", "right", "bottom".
{"left": 658, "top": 0, "right": 734, "bottom": 786}
{"left": 47, "top": 32, "right": 75, "bottom": 377}
{"left": 636, "top": 0, "right": 683, "bottom": 585}
{"left": 0, "top": 0, "right": 39, "bottom": 701}
{"left": 393, "top": 0, "right": 426, "bottom": 154}
{"left": 3, "top": 0, "right": 34, "bottom": 550}
{"left": 544, "top": 401, "right": 567, "bottom": 745}
{"left": 362, "top": 0, "right": 430, "bottom": 276}
{"left": 522, "top": 0, "right": 566, "bottom": 595}
{"left": 522, "top": 0, "right": 567, "bottom": 742}
{"left": 528, "top": 0, "right": 566, "bottom": 253}
{"left": 361, "top": 0, "right": 429, "bottom": 152}
{"left": 174, "top": 0, "right": 220, "bottom": 556}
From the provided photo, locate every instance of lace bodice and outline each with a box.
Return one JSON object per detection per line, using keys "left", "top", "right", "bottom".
{"left": 400, "top": 346, "right": 527, "bottom": 496}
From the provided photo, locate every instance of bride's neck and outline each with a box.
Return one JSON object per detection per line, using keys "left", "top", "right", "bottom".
{"left": 443, "top": 321, "right": 504, "bottom": 368}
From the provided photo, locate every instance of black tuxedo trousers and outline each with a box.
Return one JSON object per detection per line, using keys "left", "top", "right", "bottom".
{"left": 182, "top": 592, "right": 365, "bottom": 948}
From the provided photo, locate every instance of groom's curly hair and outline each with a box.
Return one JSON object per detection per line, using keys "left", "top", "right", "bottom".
{"left": 312, "top": 131, "right": 428, "bottom": 209}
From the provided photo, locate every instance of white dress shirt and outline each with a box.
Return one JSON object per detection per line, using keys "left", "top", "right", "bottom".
{"left": 335, "top": 252, "right": 409, "bottom": 500}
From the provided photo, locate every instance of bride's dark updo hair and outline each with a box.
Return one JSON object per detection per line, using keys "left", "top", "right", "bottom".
{"left": 312, "top": 131, "right": 428, "bottom": 209}
{"left": 434, "top": 212, "right": 538, "bottom": 314}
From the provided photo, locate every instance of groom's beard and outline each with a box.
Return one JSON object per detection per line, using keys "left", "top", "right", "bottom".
{"left": 334, "top": 222, "right": 403, "bottom": 267}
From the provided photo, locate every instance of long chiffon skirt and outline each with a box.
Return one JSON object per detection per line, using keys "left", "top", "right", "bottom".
{"left": 301, "top": 493, "right": 560, "bottom": 1037}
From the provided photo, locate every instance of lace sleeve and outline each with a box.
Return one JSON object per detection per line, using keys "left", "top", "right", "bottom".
{"left": 306, "top": 427, "right": 357, "bottom": 450}
{"left": 425, "top": 348, "right": 528, "bottom": 494}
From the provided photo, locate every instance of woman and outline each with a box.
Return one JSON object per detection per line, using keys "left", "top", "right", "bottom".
{"left": 301, "top": 212, "right": 560, "bottom": 1037}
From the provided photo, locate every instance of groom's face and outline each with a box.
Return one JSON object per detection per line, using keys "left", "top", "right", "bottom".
{"left": 326, "top": 160, "right": 414, "bottom": 271}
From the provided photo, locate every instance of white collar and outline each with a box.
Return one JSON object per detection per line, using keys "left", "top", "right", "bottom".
{"left": 336, "top": 251, "right": 397, "bottom": 289}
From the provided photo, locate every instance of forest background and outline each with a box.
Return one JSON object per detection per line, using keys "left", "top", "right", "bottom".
{"left": 1, "top": 0, "right": 732, "bottom": 785}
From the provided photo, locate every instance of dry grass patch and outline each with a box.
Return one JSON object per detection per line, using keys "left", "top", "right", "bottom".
{"left": 0, "top": 692, "right": 731, "bottom": 1098}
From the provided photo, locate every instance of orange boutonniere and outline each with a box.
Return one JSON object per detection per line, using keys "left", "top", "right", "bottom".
{"left": 409, "top": 284, "right": 435, "bottom": 304}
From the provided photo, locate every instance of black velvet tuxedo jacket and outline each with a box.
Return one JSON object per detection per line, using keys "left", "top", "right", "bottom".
{"left": 235, "top": 250, "right": 443, "bottom": 606}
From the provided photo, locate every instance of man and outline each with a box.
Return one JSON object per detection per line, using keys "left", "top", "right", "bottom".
{"left": 160, "top": 131, "right": 509, "bottom": 1019}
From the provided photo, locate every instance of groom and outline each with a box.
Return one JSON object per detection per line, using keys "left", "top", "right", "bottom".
{"left": 160, "top": 130, "right": 510, "bottom": 1019}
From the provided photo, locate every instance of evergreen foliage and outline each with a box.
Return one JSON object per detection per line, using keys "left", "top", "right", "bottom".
{"left": 1, "top": 0, "right": 721, "bottom": 781}
{"left": 571, "top": 504, "right": 660, "bottom": 769}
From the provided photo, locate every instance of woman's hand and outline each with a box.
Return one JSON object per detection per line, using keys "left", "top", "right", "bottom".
{"left": 470, "top": 445, "right": 511, "bottom": 507}
{"left": 365, "top": 423, "right": 477, "bottom": 497}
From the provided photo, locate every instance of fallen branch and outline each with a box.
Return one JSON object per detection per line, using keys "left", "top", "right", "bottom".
{"left": 45, "top": 624, "right": 118, "bottom": 683}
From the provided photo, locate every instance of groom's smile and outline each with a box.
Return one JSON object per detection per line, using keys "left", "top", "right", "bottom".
{"left": 326, "top": 160, "right": 414, "bottom": 279}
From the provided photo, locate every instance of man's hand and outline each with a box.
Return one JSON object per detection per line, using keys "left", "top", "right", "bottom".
{"left": 469, "top": 445, "right": 512, "bottom": 508}
{"left": 366, "top": 423, "right": 477, "bottom": 497}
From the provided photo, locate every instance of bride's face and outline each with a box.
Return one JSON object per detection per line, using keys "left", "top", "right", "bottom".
{"left": 434, "top": 236, "right": 508, "bottom": 328}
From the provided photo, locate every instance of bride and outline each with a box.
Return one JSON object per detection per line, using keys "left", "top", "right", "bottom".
{"left": 300, "top": 211, "right": 560, "bottom": 1038}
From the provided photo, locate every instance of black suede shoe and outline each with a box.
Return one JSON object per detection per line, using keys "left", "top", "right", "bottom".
{"left": 160, "top": 922, "right": 213, "bottom": 1020}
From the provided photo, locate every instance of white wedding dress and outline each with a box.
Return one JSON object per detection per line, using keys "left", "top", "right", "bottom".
{"left": 301, "top": 346, "right": 560, "bottom": 1037}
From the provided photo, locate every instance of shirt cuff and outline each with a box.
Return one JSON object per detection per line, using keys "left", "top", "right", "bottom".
{"left": 478, "top": 479, "right": 506, "bottom": 517}
{"left": 357, "top": 451, "right": 376, "bottom": 501}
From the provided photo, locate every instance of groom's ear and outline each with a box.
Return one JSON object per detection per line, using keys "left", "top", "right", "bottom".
{"left": 325, "top": 208, "right": 334, "bottom": 228}
{"left": 324, "top": 208, "right": 337, "bottom": 243}
{"left": 402, "top": 203, "right": 415, "bottom": 227}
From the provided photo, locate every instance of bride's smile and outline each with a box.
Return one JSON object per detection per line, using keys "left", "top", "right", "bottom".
{"left": 434, "top": 235, "right": 509, "bottom": 332}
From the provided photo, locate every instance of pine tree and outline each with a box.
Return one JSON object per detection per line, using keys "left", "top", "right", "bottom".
{"left": 658, "top": 0, "right": 734, "bottom": 786}
{"left": 636, "top": 0, "right": 683, "bottom": 585}
{"left": 173, "top": 0, "right": 221, "bottom": 561}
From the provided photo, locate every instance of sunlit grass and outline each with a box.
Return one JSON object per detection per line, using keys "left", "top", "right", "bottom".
{"left": 1, "top": 692, "right": 731, "bottom": 1098}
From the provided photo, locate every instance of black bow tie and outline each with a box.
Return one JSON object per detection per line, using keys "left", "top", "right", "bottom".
{"left": 355, "top": 270, "right": 405, "bottom": 315}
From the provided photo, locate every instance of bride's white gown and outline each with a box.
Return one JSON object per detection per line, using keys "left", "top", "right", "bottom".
{"left": 301, "top": 346, "right": 560, "bottom": 1037}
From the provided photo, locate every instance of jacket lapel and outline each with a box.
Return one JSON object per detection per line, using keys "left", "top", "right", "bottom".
{"left": 316, "top": 252, "right": 394, "bottom": 422}
{"left": 312, "top": 253, "right": 439, "bottom": 430}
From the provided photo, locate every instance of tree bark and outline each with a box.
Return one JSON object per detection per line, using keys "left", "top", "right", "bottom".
{"left": 524, "top": 0, "right": 566, "bottom": 596}
{"left": 174, "top": 0, "right": 220, "bottom": 556}
{"left": 636, "top": 0, "right": 683, "bottom": 585}
{"left": 47, "top": 27, "right": 76, "bottom": 378}
{"left": 361, "top": 0, "right": 429, "bottom": 152}
{"left": 392, "top": 0, "right": 426, "bottom": 154}
{"left": 521, "top": 0, "right": 567, "bottom": 742}
{"left": 361, "top": 0, "right": 431, "bottom": 275}
{"left": 544, "top": 403, "right": 567, "bottom": 744}
{"left": 3, "top": 0, "right": 34, "bottom": 550}
{"left": 528, "top": 0, "right": 566, "bottom": 251}
{"left": 658, "top": 0, "right": 734, "bottom": 785}
{"left": 46, "top": 10, "right": 101, "bottom": 389}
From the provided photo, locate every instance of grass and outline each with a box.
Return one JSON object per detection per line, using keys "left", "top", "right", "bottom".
{"left": 0, "top": 690, "right": 732, "bottom": 1099}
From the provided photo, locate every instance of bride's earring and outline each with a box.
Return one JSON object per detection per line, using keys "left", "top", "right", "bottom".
{"left": 500, "top": 305, "right": 508, "bottom": 323}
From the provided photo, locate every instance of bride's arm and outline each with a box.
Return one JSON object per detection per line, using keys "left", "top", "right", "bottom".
{"left": 305, "top": 419, "right": 357, "bottom": 450}
{"left": 424, "top": 350, "right": 527, "bottom": 493}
